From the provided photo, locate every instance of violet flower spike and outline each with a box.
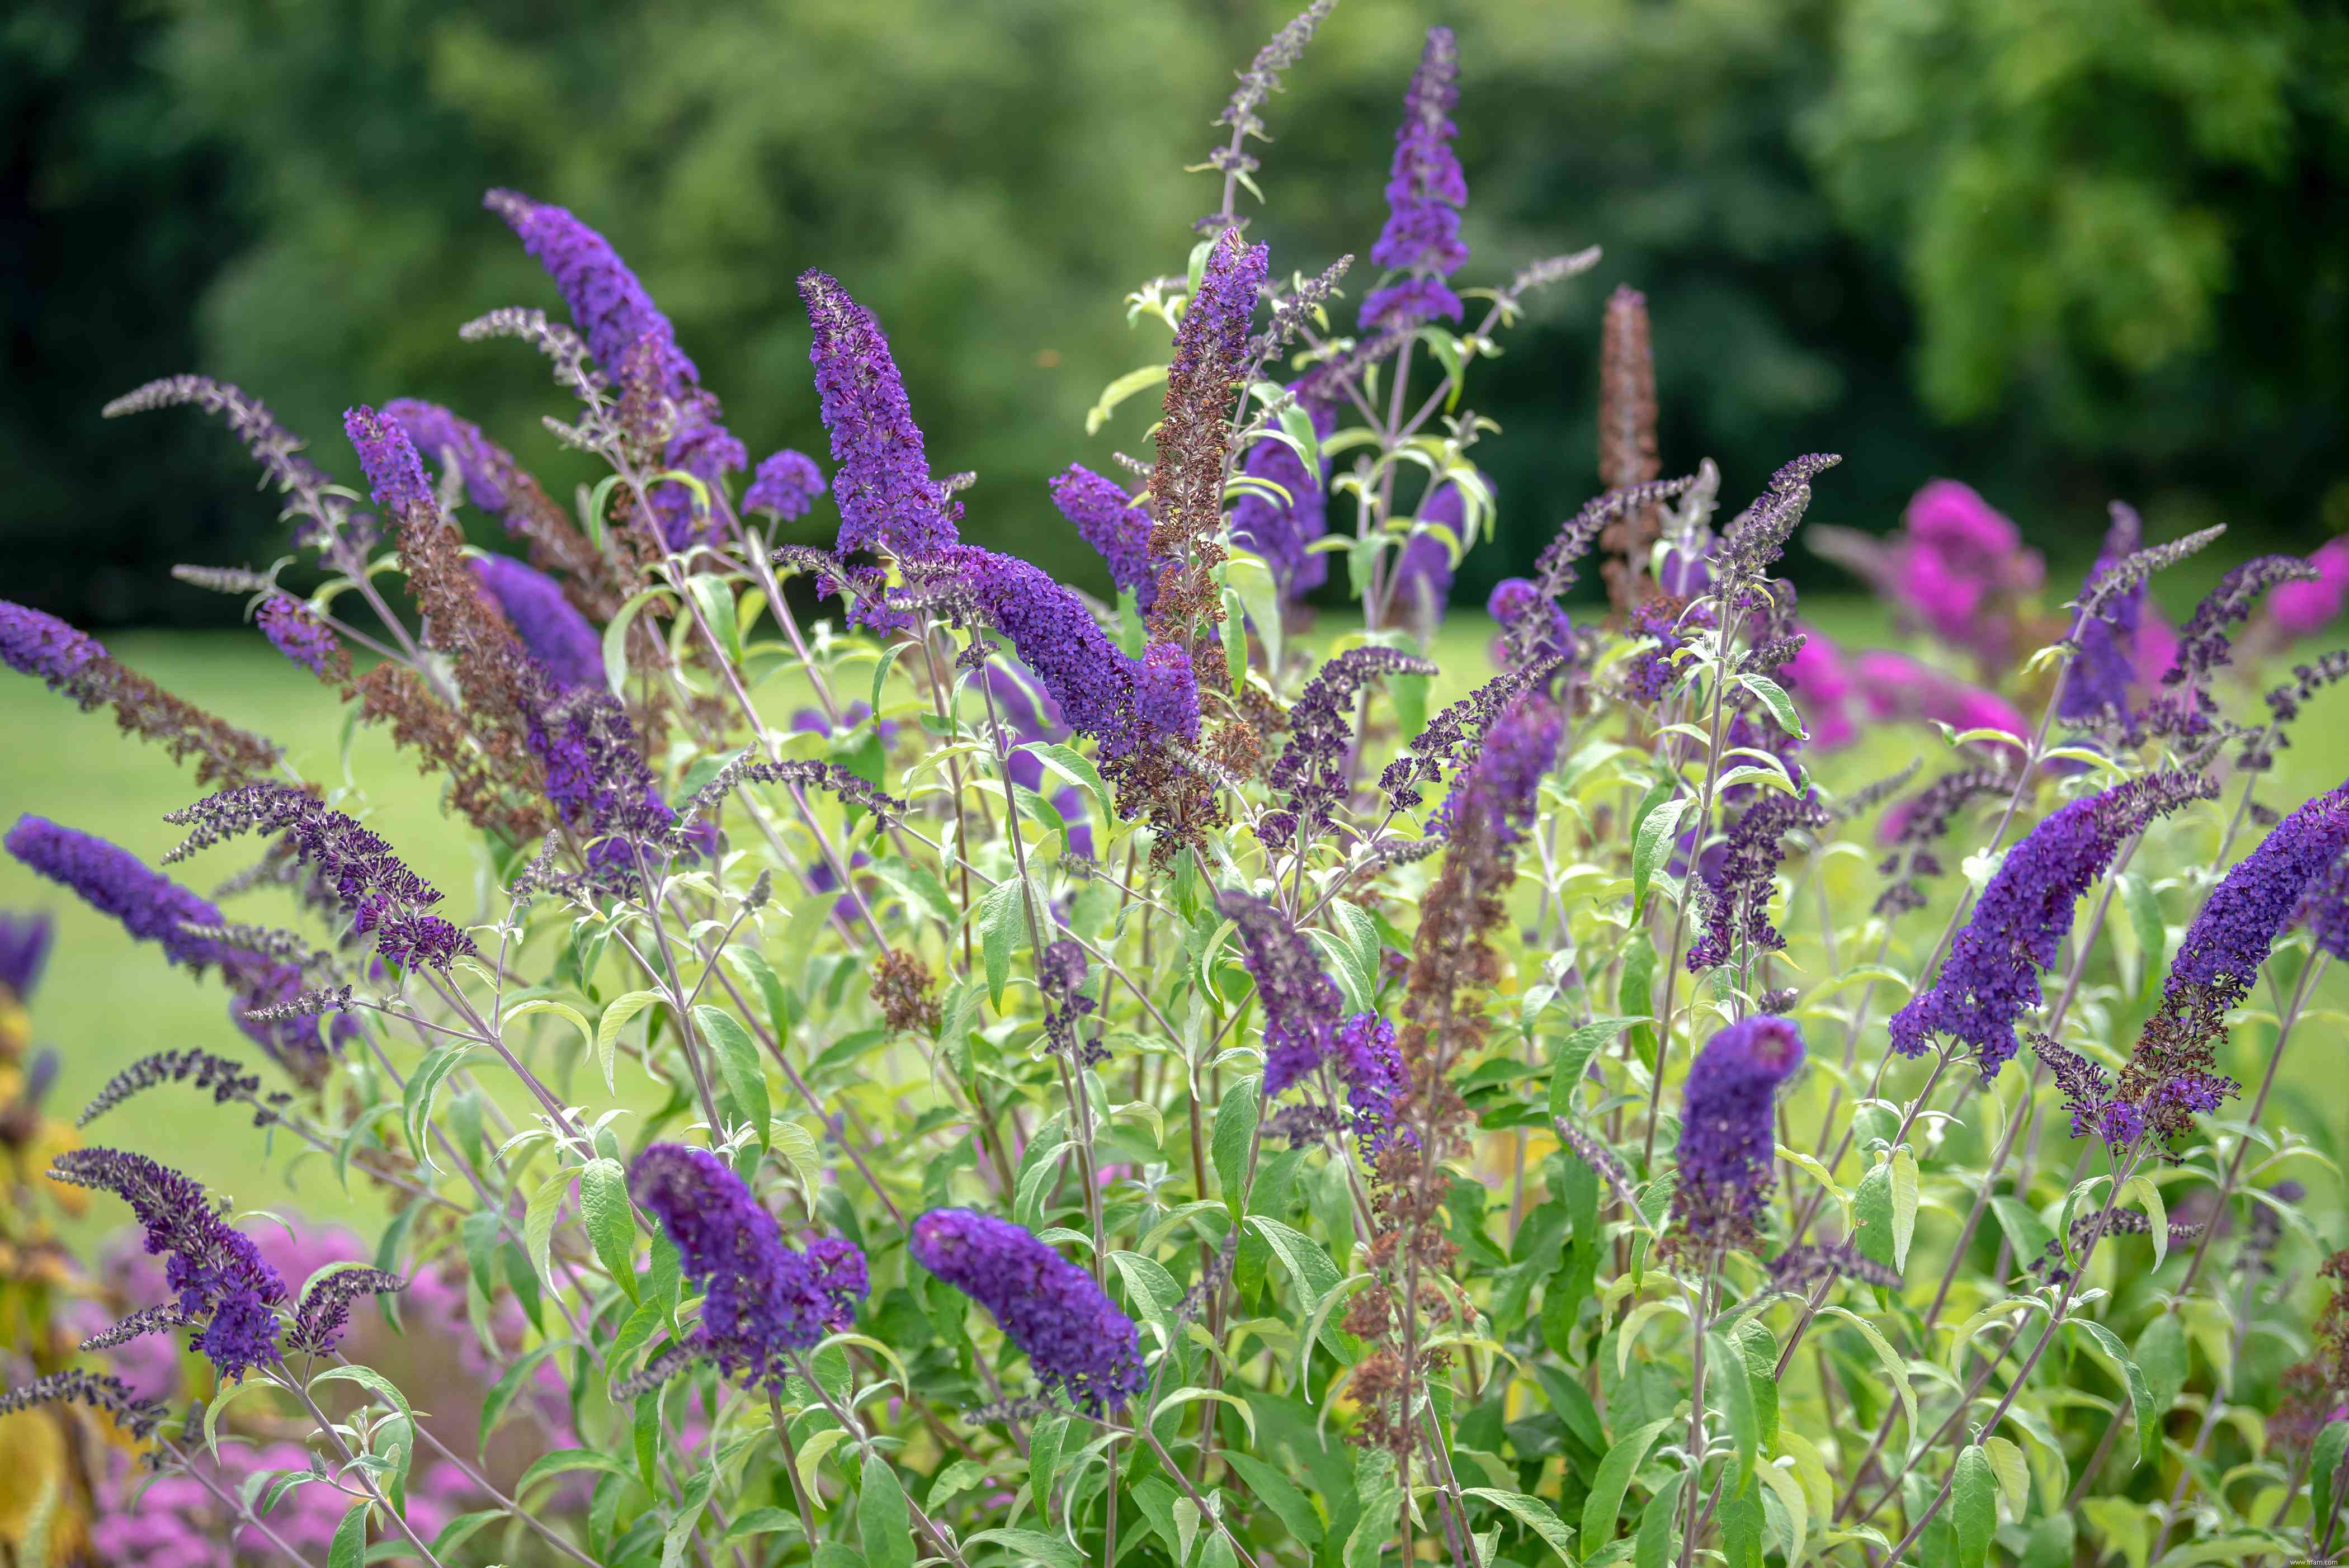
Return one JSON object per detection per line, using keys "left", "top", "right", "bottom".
{"left": 48, "top": 1147, "right": 287, "bottom": 1381}
{"left": 908, "top": 1208, "right": 1144, "bottom": 1412}
{"left": 799, "top": 270, "right": 961, "bottom": 564}
{"left": 1886, "top": 770, "right": 2217, "bottom": 1075}
{"left": 1216, "top": 890, "right": 1345, "bottom": 1095}
{"left": 1670, "top": 1015, "right": 1806, "bottom": 1257}
{"left": 744, "top": 448, "right": 827, "bottom": 521}
{"left": 1050, "top": 464, "right": 1162, "bottom": 611}
{"left": 631, "top": 1143, "right": 866, "bottom": 1390}
{"left": 1361, "top": 27, "right": 1468, "bottom": 330}
{"left": 472, "top": 554, "right": 604, "bottom": 691}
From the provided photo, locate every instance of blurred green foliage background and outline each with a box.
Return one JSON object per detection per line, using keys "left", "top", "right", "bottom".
{"left": 6, "top": 0, "right": 2347, "bottom": 626}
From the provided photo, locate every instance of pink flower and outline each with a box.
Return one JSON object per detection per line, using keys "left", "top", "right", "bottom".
{"left": 2134, "top": 611, "right": 2181, "bottom": 689}
{"left": 1892, "top": 481, "right": 2043, "bottom": 650}
{"left": 1780, "top": 625, "right": 1856, "bottom": 749}
{"left": 2266, "top": 537, "right": 2349, "bottom": 637}
{"left": 1851, "top": 650, "right": 2027, "bottom": 739}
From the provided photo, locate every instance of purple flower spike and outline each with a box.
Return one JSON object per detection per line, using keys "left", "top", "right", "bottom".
{"left": 384, "top": 399, "right": 511, "bottom": 514}
{"left": 1217, "top": 891, "right": 1344, "bottom": 1095}
{"left": 1229, "top": 386, "right": 1337, "bottom": 598}
{"left": 344, "top": 404, "right": 434, "bottom": 519}
{"left": 50, "top": 1148, "right": 287, "bottom": 1381}
{"left": 2166, "top": 781, "right": 2349, "bottom": 1023}
{"left": 1334, "top": 1011, "right": 1405, "bottom": 1155}
{"left": 1050, "top": 465, "right": 1161, "bottom": 611}
{"left": 1389, "top": 476, "right": 1470, "bottom": 636}
{"left": 908, "top": 1208, "right": 1144, "bottom": 1411}
{"left": 1672, "top": 1015, "right": 1805, "bottom": 1256}
{"left": 1, "top": 600, "right": 106, "bottom": 691}
{"left": 257, "top": 596, "right": 341, "bottom": 678}
{"left": 2059, "top": 503, "right": 2150, "bottom": 733}
{"left": 938, "top": 545, "right": 1199, "bottom": 769}
{"left": 1888, "top": 771, "right": 2216, "bottom": 1075}
{"left": 1433, "top": 689, "right": 1562, "bottom": 849}
{"left": 1361, "top": 28, "right": 1468, "bottom": 330}
{"left": 487, "top": 190, "right": 698, "bottom": 389}
{"left": 471, "top": 555, "right": 603, "bottom": 691}
{"left": 0, "top": 911, "right": 54, "bottom": 1000}
{"left": 631, "top": 1143, "right": 865, "bottom": 1390}
{"left": 745, "top": 448, "right": 827, "bottom": 521}
{"left": 800, "top": 270, "right": 961, "bottom": 563}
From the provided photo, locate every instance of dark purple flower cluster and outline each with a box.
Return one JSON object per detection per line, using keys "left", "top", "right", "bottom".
{"left": 2164, "top": 781, "right": 2349, "bottom": 1024}
{"left": 2300, "top": 848, "right": 2349, "bottom": 960}
{"left": 1361, "top": 28, "right": 1467, "bottom": 329}
{"left": 632, "top": 1144, "right": 866, "bottom": 1388}
{"left": 800, "top": 270, "right": 961, "bottom": 565}
{"left": 345, "top": 404, "right": 435, "bottom": 519}
{"left": 1038, "top": 938, "right": 1102, "bottom": 1064}
{"left": 161, "top": 783, "right": 475, "bottom": 972}
{"left": 1671, "top": 1015, "right": 1805, "bottom": 1256}
{"left": 1218, "top": 891, "right": 1345, "bottom": 1095}
{"left": 1888, "top": 771, "right": 2216, "bottom": 1074}
{"left": 1624, "top": 597, "right": 1700, "bottom": 702}
{"left": 2165, "top": 555, "right": 2320, "bottom": 688}
{"left": 472, "top": 554, "right": 603, "bottom": 691}
{"left": 287, "top": 1268, "right": 408, "bottom": 1357}
{"left": 1873, "top": 767, "right": 2013, "bottom": 918}
{"left": 908, "top": 1208, "right": 1144, "bottom": 1411}
{"left": 1687, "top": 791, "right": 1832, "bottom": 972}
{"left": 536, "top": 719, "right": 676, "bottom": 873}
{"left": 0, "top": 910, "right": 53, "bottom": 999}
{"left": 1717, "top": 454, "right": 1842, "bottom": 583}
{"left": 5, "top": 816, "right": 329, "bottom": 1079}
{"left": 2058, "top": 503, "right": 2150, "bottom": 735}
{"left": 1050, "top": 464, "right": 1162, "bottom": 611}
{"left": 1, "top": 599, "right": 105, "bottom": 690}
{"left": 257, "top": 596, "right": 341, "bottom": 678}
{"left": 744, "top": 448, "right": 827, "bottom": 521}
{"left": 1228, "top": 387, "right": 1336, "bottom": 599}
{"left": 1261, "top": 645, "right": 1437, "bottom": 852}
{"left": 50, "top": 1147, "right": 287, "bottom": 1380}
{"left": 1379, "top": 658, "right": 1558, "bottom": 816}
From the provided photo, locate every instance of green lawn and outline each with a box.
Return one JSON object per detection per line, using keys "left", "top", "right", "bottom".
{"left": 7, "top": 614, "right": 2347, "bottom": 1235}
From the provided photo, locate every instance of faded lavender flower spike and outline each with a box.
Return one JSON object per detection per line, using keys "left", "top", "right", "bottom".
{"left": 632, "top": 1144, "right": 867, "bottom": 1390}
{"left": 1361, "top": 28, "right": 1468, "bottom": 329}
{"left": 1670, "top": 1015, "right": 1806, "bottom": 1258}
{"left": 103, "top": 374, "right": 371, "bottom": 551}
{"left": 1888, "top": 771, "right": 2217, "bottom": 1074}
{"left": 908, "top": 1208, "right": 1144, "bottom": 1412}
{"left": 1262, "top": 645, "right": 1438, "bottom": 852}
{"left": 50, "top": 1147, "right": 287, "bottom": 1380}
{"left": 800, "top": 270, "right": 961, "bottom": 564}
{"left": 1199, "top": 0, "right": 1339, "bottom": 233}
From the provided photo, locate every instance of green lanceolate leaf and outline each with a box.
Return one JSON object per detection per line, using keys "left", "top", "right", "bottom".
{"left": 1951, "top": 1444, "right": 1997, "bottom": 1568}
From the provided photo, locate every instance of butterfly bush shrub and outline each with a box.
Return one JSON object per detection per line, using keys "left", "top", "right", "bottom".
{"left": 5, "top": 9, "right": 2349, "bottom": 1567}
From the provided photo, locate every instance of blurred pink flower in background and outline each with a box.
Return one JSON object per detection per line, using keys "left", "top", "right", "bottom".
{"left": 1851, "top": 649, "right": 2028, "bottom": 740}
{"left": 1810, "top": 480, "right": 2046, "bottom": 673}
{"left": 1780, "top": 625, "right": 1856, "bottom": 749}
{"left": 2266, "top": 537, "right": 2349, "bottom": 637}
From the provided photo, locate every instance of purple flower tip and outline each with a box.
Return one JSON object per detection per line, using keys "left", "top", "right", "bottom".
{"left": 471, "top": 555, "right": 604, "bottom": 691}
{"left": 1, "top": 599, "right": 107, "bottom": 691}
